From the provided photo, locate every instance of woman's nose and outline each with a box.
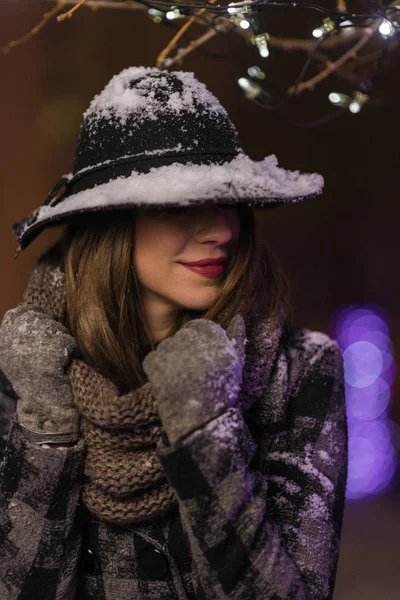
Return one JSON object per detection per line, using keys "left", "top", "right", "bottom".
{"left": 194, "top": 206, "right": 237, "bottom": 242}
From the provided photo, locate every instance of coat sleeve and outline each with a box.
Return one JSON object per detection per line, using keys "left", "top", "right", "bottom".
{"left": 0, "top": 368, "right": 18, "bottom": 460}
{"left": 0, "top": 415, "right": 86, "bottom": 600}
{"left": 155, "top": 340, "right": 348, "bottom": 600}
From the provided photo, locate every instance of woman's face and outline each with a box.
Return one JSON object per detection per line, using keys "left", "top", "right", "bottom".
{"left": 133, "top": 203, "right": 241, "bottom": 339}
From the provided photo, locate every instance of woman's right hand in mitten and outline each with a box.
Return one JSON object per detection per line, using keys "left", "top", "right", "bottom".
{"left": 0, "top": 305, "right": 81, "bottom": 443}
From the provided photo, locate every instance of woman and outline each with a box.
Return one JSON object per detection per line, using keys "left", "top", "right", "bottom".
{"left": 0, "top": 66, "right": 348, "bottom": 600}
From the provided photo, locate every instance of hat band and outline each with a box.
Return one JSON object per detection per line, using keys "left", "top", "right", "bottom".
{"left": 46, "top": 147, "right": 240, "bottom": 209}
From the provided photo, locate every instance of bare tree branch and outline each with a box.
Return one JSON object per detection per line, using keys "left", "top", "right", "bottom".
{"left": 57, "top": 0, "right": 89, "bottom": 22}
{"left": 1, "top": 0, "right": 65, "bottom": 56}
{"left": 287, "top": 20, "right": 381, "bottom": 94}
{"left": 1, "top": 0, "right": 398, "bottom": 103}
{"left": 156, "top": 0, "right": 219, "bottom": 69}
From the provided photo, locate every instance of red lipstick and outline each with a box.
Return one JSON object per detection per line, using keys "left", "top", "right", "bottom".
{"left": 181, "top": 257, "right": 226, "bottom": 266}
{"left": 179, "top": 256, "right": 226, "bottom": 279}
{"left": 181, "top": 264, "right": 225, "bottom": 278}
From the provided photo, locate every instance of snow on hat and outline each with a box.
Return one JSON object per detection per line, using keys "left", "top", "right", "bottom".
{"left": 13, "top": 66, "right": 324, "bottom": 253}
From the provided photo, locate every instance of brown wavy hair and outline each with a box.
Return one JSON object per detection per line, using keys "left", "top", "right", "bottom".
{"left": 58, "top": 204, "right": 293, "bottom": 393}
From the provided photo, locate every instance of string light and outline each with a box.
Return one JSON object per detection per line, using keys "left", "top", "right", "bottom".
{"left": 349, "top": 91, "right": 369, "bottom": 114}
{"left": 166, "top": 8, "right": 183, "bottom": 20}
{"left": 148, "top": 8, "right": 165, "bottom": 23}
{"left": 312, "top": 17, "right": 336, "bottom": 39}
{"left": 229, "top": 14, "right": 252, "bottom": 29}
{"left": 10, "top": 0, "right": 399, "bottom": 128}
{"left": 329, "top": 89, "right": 370, "bottom": 114}
{"left": 328, "top": 92, "right": 351, "bottom": 108}
{"left": 251, "top": 33, "right": 270, "bottom": 58}
{"left": 378, "top": 18, "right": 396, "bottom": 37}
{"left": 238, "top": 77, "right": 262, "bottom": 100}
{"left": 227, "top": 1, "right": 253, "bottom": 15}
{"left": 338, "top": 19, "right": 356, "bottom": 35}
{"left": 144, "top": 1, "right": 399, "bottom": 125}
{"left": 240, "top": 18, "right": 251, "bottom": 29}
{"left": 247, "top": 65, "right": 266, "bottom": 80}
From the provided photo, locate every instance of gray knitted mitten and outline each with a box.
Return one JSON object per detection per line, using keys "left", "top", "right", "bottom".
{"left": 0, "top": 305, "right": 80, "bottom": 444}
{"left": 142, "top": 314, "right": 247, "bottom": 445}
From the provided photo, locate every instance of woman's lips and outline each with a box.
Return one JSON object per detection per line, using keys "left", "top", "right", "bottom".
{"left": 181, "top": 264, "right": 225, "bottom": 278}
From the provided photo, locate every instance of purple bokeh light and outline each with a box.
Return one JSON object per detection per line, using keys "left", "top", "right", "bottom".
{"left": 330, "top": 304, "right": 398, "bottom": 500}
{"left": 346, "top": 380, "right": 391, "bottom": 421}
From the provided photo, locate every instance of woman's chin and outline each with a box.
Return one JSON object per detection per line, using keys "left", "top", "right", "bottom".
{"left": 176, "top": 290, "right": 220, "bottom": 312}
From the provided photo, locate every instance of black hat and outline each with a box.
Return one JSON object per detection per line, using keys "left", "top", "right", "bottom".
{"left": 13, "top": 66, "right": 324, "bottom": 254}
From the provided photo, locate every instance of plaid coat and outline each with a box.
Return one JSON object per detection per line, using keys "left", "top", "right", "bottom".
{"left": 0, "top": 324, "right": 348, "bottom": 600}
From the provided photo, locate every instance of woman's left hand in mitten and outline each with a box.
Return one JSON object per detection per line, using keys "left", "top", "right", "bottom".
{"left": 142, "top": 314, "right": 247, "bottom": 445}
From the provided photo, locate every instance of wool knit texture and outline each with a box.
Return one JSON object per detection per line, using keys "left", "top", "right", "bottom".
{"left": 16, "top": 243, "right": 286, "bottom": 526}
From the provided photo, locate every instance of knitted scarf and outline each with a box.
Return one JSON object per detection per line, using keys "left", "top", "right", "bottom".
{"left": 17, "top": 243, "right": 286, "bottom": 526}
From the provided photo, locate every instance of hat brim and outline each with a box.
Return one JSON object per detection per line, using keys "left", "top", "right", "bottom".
{"left": 13, "top": 153, "right": 324, "bottom": 251}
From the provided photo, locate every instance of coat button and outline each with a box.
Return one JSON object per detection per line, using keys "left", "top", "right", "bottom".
{"left": 81, "top": 547, "right": 101, "bottom": 576}
{"left": 138, "top": 545, "right": 169, "bottom": 580}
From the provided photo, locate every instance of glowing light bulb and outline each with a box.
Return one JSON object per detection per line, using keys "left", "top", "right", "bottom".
{"left": 348, "top": 91, "right": 369, "bottom": 114}
{"left": 166, "top": 9, "right": 181, "bottom": 20}
{"left": 240, "top": 19, "right": 251, "bottom": 29}
{"left": 147, "top": 8, "right": 164, "bottom": 23}
{"left": 349, "top": 101, "right": 361, "bottom": 113}
{"left": 227, "top": 1, "right": 252, "bottom": 15}
{"left": 247, "top": 65, "right": 266, "bottom": 79}
{"left": 251, "top": 33, "right": 270, "bottom": 59}
{"left": 378, "top": 18, "right": 395, "bottom": 37}
{"left": 238, "top": 77, "right": 262, "bottom": 99}
{"left": 329, "top": 92, "right": 350, "bottom": 108}
{"left": 329, "top": 93, "right": 340, "bottom": 104}
{"left": 312, "top": 27, "right": 324, "bottom": 38}
{"left": 339, "top": 19, "right": 355, "bottom": 34}
{"left": 312, "top": 17, "right": 336, "bottom": 38}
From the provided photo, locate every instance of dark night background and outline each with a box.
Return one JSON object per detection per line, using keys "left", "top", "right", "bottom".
{"left": 1, "top": 1, "right": 399, "bottom": 597}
